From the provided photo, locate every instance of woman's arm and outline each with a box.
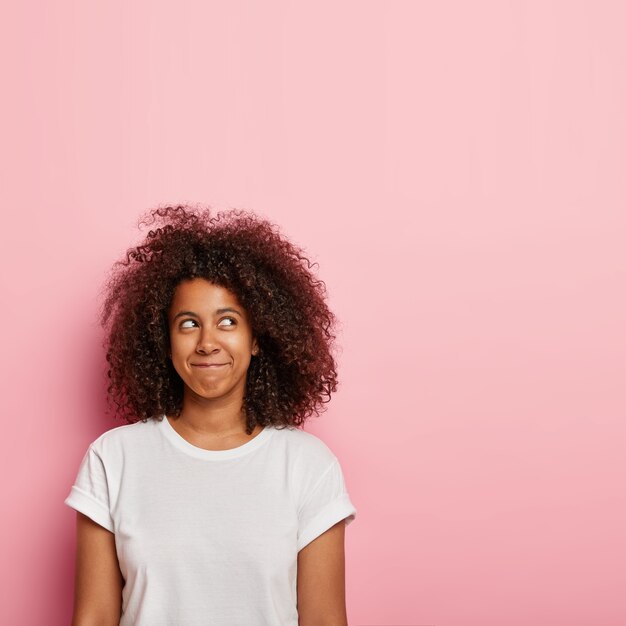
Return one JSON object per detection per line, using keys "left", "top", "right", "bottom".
{"left": 297, "top": 519, "right": 349, "bottom": 626}
{"left": 70, "top": 511, "right": 124, "bottom": 626}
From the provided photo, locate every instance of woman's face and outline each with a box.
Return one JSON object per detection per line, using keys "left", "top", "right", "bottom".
{"left": 167, "top": 278, "right": 259, "bottom": 404}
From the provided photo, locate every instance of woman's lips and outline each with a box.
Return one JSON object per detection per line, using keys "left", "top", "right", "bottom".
{"left": 192, "top": 363, "right": 228, "bottom": 368}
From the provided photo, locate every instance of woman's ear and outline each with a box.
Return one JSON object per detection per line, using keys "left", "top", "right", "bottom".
{"left": 252, "top": 338, "right": 259, "bottom": 356}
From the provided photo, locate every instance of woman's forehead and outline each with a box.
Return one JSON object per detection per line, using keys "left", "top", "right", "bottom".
{"left": 170, "top": 278, "right": 243, "bottom": 310}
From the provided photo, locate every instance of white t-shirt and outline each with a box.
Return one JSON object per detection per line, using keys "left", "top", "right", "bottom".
{"left": 64, "top": 414, "right": 357, "bottom": 625}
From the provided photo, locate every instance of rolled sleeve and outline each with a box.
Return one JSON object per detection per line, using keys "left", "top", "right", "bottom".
{"left": 64, "top": 445, "right": 114, "bottom": 533}
{"left": 297, "top": 458, "right": 356, "bottom": 552}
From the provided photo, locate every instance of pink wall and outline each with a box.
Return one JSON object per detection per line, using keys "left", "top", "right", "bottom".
{"left": 1, "top": 1, "right": 624, "bottom": 625}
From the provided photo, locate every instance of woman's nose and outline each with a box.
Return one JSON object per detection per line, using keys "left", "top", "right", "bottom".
{"left": 196, "top": 329, "right": 219, "bottom": 353}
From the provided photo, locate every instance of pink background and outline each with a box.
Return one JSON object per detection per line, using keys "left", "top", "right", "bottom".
{"left": 1, "top": 1, "right": 624, "bottom": 625}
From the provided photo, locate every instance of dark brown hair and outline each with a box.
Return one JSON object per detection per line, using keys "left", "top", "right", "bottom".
{"left": 99, "top": 204, "right": 339, "bottom": 434}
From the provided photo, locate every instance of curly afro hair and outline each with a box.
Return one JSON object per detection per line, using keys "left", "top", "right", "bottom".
{"left": 99, "top": 204, "right": 340, "bottom": 435}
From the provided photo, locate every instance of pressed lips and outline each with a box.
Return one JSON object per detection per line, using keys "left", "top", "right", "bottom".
{"left": 192, "top": 363, "right": 229, "bottom": 368}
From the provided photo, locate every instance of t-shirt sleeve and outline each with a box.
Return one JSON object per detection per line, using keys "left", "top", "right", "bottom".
{"left": 296, "top": 457, "right": 357, "bottom": 552}
{"left": 64, "top": 444, "right": 115, "bottom": 533}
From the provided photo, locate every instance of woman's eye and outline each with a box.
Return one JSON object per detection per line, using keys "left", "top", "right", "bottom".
{"left": 179, "top": 317, "right": 236, "bottom": 329}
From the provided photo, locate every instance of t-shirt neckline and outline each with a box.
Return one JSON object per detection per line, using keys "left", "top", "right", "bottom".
{"left": 158, "top": 413, "right": 273, "bottom": 460}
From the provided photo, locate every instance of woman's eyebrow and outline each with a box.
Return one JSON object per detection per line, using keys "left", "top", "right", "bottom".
{"left": 216, "top": 307, "right": 242, "bottom": 316}
{"left": 172, "top": 308, "right": 242, "bottom": 321}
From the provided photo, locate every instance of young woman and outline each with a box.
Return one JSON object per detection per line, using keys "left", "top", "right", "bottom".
{"left": 64, "top": 205, "right": 357, "bottom": 625}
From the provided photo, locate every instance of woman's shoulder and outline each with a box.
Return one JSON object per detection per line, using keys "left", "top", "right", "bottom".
{"left": 87, "top": 418, "right": 158, "bottom": 455}
{"left": 270, "top": 424, "right": 339, "bottom": 467}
